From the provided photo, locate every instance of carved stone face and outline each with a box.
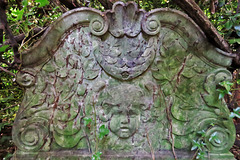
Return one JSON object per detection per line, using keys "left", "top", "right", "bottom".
{"left": 99, "top": 84, "right": 148, "bottom": 138}
{"left": 107, "top": 102, "right": 141, "bottom": 138}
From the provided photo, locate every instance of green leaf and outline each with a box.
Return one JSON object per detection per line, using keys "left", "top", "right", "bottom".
{"left": 35, "top": 0, "right": 49, "bottom": 7}
{"left": 99, "top": 125, "right": 109, "bottom": 139}
{"left": 22, "top": 0, "right": 28, "bottom": 8}
{"left": 228, "top": 38, "right": 240, "bottom": 44}
{"left": 210, "top": 123, "right": 215, "bottom": 126}
{"left": 0, "top": 45, "right": 10, "bottom": 52}
{"left": 237, "top": 79, "right": 240, "bottom": 84}
{"left": 233, "top": 107, "right": 240, "bottom": 112}
{"left": 0, "top": 95, "right": 14, "bottom": 103}
{"left": 92, "top": 151, "right": 102, "bottom": 160}
{"left": 11, "top": 8, "right": 24, "bottom": 20}
{"left": 3, "top": 153, "right": 13, "bottom": 160}
{"left": 225, "top": 20, "right": 233, "bottom": 30}
{"left": 83, "top": 117, "right": 92, "bottom": 127}
{"left": 218, "top": 92, "right": 225, "bottom": 100}
{"left": 197, "top": 130, "right": 206, "bottom": 137}
{"left": 234, "top": 13, "right": 240, "bottom": 18}
{"left": 191, "top": 145, "right": 198, "bottom": 151}
{"left": 209, "top": 132, "right": 217, "bottom": 142}
{"left": 214, "top": 137, "right": 221, "bottom": 144}
{"left": 218, "top": 0, "right": 225, "bottom": 7}
{"left": 234, "top": 25, "right": 240, "bottom": 31}
{"left": 0, "top": 122, "right": 10, "bottom": 132}
{"left": 236, "top": 31, "right": 240, "bottom": 37}
{"left": 229, "top": 112, "right": 240, "bottom": 118}
{"left": 196, "top": 151, "right": 205, "bottom": 159}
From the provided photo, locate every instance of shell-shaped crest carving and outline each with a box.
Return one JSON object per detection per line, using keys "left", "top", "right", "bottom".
{"left": 106, "top": 2, "right": 144, "bottom": 38}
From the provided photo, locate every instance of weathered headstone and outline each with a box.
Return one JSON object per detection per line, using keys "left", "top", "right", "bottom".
{"left": 13, "top": 2, "right": 236, "bottom": 160}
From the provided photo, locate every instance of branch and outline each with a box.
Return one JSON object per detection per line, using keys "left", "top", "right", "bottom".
{"left": 0, "top": 23, "right": 3, "bottom": 44}
{"left": 0, "top": 0, "right": 21, "bottom": 64}
{"left": 210, "top": 0, "right": 218, "bottom": 14}
{"left": 0, "top": 103, "right": 19, "bottom": 113}
{"left": 58, "top": 0, "right": 83, "bottom": 9}
{"left": 50, "top": 0, "right": 68, "bottom": 12}
{"left": 237, "top": 0, "right": 240, "bottom": 13}
{"left": 3, "top": 27, "right": 45, "bottom": 45}
{"left": 172, "top": 0, "right": 231, "bottom": 53}
{"left": 97, "top": 0, "right": 113, "bottom": 10}
{"left": 0, "top": 66, "right": 15, "bottom": 77}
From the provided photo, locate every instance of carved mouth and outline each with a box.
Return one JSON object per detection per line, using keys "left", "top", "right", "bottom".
{"left": 120, "top": 127, "right": 129, "bottom": 132}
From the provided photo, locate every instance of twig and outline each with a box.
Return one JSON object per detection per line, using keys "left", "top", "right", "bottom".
{"left": 50, "top": 0, "right": 68, "bottom": 12}
{"left": 0, "top": 23, "right": 3, "bottom": 44}
{"left": 158, "top": 86, "right": 177, "bottom": 160}
{"left": 0, "top": 1, "right": 20, "bottom": 64}
{"left": 97, "top": 0, "right": 113, "bottom": 10}
{"left": 58, "top": 0, "right": 83, "bottom": 9}
{"left": 237, "top": 0, "right": 240, "bottom": 13}
{"left": 146, "top": 129, "right": 155, "bottom": 160}
{"left": 18, "top": 27, "right": 47, "bottom": 51}
{"left": 191, "top": 149, "right": 199, "bottom": 160}
{"left": 3, "top": 27, "right": 43, "bottom": 46}
{"left": 172, "top": 0, "right": 231, "bottom": 53}
{"left": 166, "top": 100, "right": 178, "bottom": 160}
{"left": 92, "top": 96, "right": 99, "bottom": 153}
{"left": 0, "top": 66, "right": 15, "bottom": 77}
{"left": 0, "top": 103, "right": 19, "bottom": 112}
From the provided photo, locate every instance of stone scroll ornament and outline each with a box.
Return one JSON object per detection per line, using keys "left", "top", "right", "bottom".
{"left": 13, "top": 2, "right": 236, "bottom": 160}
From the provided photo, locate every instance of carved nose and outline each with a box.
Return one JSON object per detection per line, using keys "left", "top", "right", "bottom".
{"left": 121, "top": 115, "right": 128, "bottom": 124}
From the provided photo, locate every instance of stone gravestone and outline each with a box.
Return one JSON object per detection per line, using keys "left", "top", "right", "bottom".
{"left": 13, "top": 2, "right": 236, "bottom": 160}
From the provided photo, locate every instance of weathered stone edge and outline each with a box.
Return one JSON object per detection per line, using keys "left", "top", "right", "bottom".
{"left": 20, "top": 2, "right": 235, "bottom": 68}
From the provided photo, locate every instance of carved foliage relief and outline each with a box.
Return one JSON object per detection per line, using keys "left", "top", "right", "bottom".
{"left": 13, "top": 1, "right": 235, "bottom": 158}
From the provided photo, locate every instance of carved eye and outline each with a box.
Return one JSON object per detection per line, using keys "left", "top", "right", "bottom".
{"left": 129, "top": 110, "right": 138, "bottom": 117}
{"left": 117, "top": 110, "right": 123, "bottom": 114}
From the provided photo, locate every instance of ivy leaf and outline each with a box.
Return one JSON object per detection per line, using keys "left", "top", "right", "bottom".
{"left": 197, "top": 130, "right": 206, "bottom": 137}
{"left": 3, "top": 153, "right": 13, "bottom": 160}
{"left": 22, "top": 0, "right": 28, "bottom": 8}
{"left": 0, "top": 45, "right": 10, "bottom": 52}
{"left": 99, "top": 125, "right": 109, "bottom": 139}
{"left": 225, "top": 20, "right": 233, "bottom": 30}
{"left": 83, "top": 117, "right": 92, "bottom": 127}
{"left": 209, "top": 132, "right": 217, "bottom": 142}
{"left": 218, "top": 0, "right": 225, "bottom": 7}
{"left": 218, "top": 92, "right": 225, "bottom": 100}
{"left": 236, "top": 31, "right": 240, "bottom": 37}
{"left": 234, "top": 107, "right": 240, "bottom": 112}
{"left": 230, "top": 107, "right": 240, "bottom": 118}
{"left": 228, "top": 38, "right": 240, "bottom": 44}
{"left": 196, "top": 151, "right": 205, "bottom": 159}
{"left": 234, "top": 25, "right": 240, "bottom": 31}
{"left": 35, "top": 0, "right": 49, "bottom": 7}
{"left": 11, "top": 8, "right": 24, "bottom": 21}
{"left": 214, "top": 138, "right": 221, "bottom": 144}
{"left": 92, "top": 151, "right": 102, "bottom": 160}
{"left": 191, "top": 144, "right": 198, "bottom": 151}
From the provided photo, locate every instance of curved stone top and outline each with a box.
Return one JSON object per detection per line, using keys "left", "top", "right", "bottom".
{"left": 13, "top": 2, "right": 236, "bottom": 158}
{"left": 21, "top": 1, "right": 235, "bottom": 67}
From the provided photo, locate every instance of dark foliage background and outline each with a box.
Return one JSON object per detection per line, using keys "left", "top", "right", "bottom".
{"left": 1, "top": 0, "right": 240, "bottom": 159}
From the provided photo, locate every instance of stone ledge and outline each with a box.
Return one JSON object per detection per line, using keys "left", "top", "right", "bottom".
{"left": 12, "top": 150, "right": 235, "bottom": 160}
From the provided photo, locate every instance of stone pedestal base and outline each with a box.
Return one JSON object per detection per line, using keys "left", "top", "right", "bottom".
{"left": 12, "top": 150, "right": 235, "bottom": 160}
